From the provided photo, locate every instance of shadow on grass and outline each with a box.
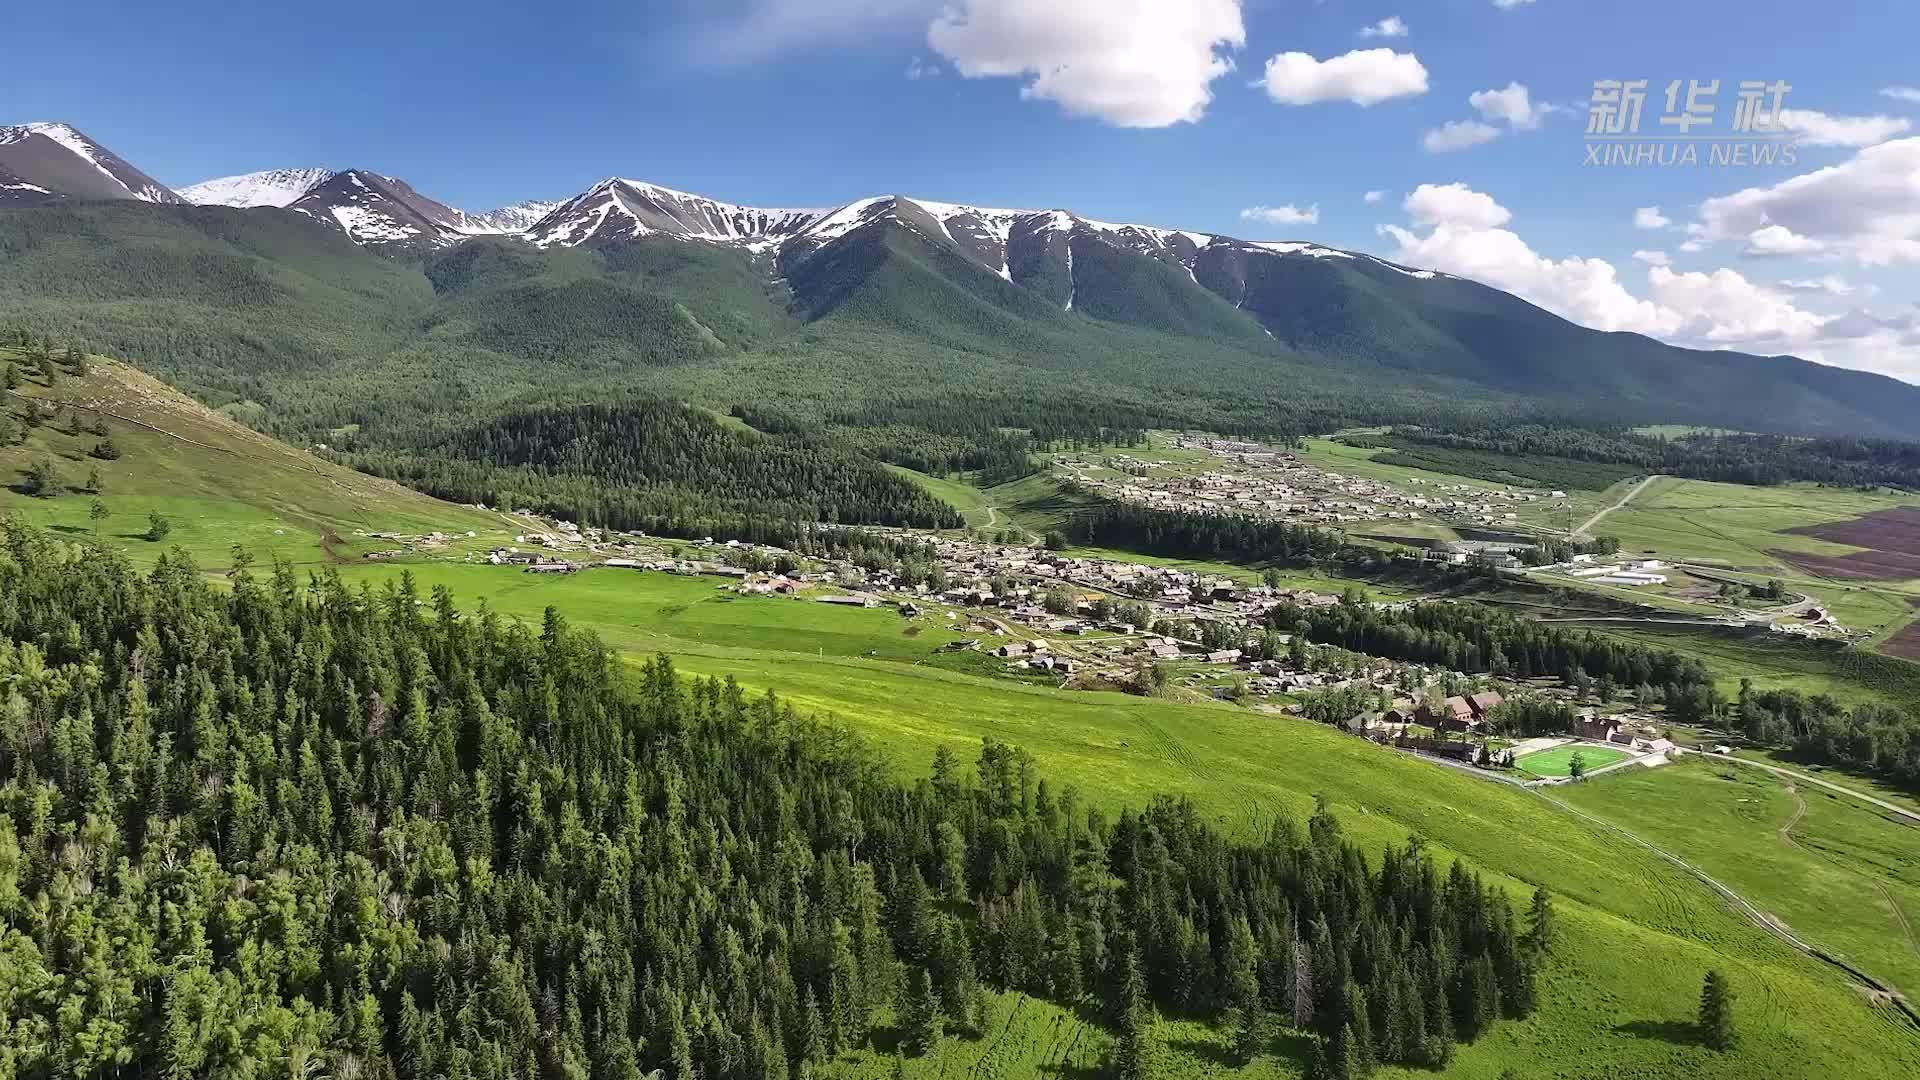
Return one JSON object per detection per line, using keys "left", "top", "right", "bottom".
{"left": 1614, "top": 1018, "right": 1700, "bottom": 1045}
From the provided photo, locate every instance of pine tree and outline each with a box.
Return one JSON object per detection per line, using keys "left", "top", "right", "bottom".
{"left": 1699, "top": 970, "right": 1734, "bottom": 1051}
{"left": 1524, "top": 886, "right": 1555, "bottom": 957}
{"left": 904, "top": 968, "right": 944, "bottom": 1056}
{"left": 1114, "top": 944, "right": 1153, "bottom": 1080}
{"left": 3, "top": 361, "right": 17, "bottom": 389}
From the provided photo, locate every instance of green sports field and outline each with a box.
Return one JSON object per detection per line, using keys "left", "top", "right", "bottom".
{"left": 1517, "top": 744, "right": 1634, "bottom": 777}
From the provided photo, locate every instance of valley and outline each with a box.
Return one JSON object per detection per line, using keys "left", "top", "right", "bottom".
{"left": 6, "top": 117, "right": 1920, "bottom": 1080}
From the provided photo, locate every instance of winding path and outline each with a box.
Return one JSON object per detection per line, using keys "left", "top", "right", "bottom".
{"left": 1574, "top": 473, "right": 1663, "bottom": 539}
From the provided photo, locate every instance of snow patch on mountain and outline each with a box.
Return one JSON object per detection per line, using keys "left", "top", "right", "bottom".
{"left": 180, "top": 168, "right": 336, "bottom": 208}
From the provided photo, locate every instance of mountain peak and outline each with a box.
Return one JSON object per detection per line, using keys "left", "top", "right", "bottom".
{"left": 0, "top": 121, "right": 183, "bottom": 204}
{"left": 179, "top": 167, "right": 337, "bottom": 208}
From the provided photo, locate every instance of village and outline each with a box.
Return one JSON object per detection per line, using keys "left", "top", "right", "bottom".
{"left": 378, "top": 502, "right": 1683, "bottom": 786}
{"left": 1056, "top": 435, "right": 1573, "bottom": 533}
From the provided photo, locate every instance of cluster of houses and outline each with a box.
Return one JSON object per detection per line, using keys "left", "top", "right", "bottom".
{"left": 1347, "top": 690, "right": 1507, "bottom": 737}
{"left": 1053, "top": 436, "right": 1568, "bottom": 531}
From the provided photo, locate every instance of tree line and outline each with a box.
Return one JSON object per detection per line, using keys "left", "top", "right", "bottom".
{"left": 346, "top": 397, "right": 963, "bottom": 542}
{"left": 0, "top": 520, "right": 1549, "bottom": 1077}
{"left": 1063, "top": 503, "right": 1346, "bottom": 565}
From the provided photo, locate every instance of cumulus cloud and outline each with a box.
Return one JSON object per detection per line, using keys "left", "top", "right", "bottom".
{"left": 1373, "top": 181, "right": 1920, "bottom": 379}
{"left": 1633, "top": 249, "right": 1670, "bottom": 266}
{"left": 928, "top": 0, "right": 1246, "bottom": 127}
{"left": 1422, "top": 82, "right": 1552, "bottom": 152}
{"left": 1882, "top": 86, "right": 1920, "bottom": 104}
{"left": 1777, "top": 109, "right": 1911, "bottom": 147}
{"left": 1634, "top": 206, "right": 1672, "bottom": 230}
{"left": 1260, "top": 48, "right": 1428, "bottom": 106}
{"left": 1241, "top": 203, "right": 1320, "bottom": 226}
{"left": 1359, "top": 16, "right": 1408, "bottom": 38}
{"left": 1363, "top": 189, "right": 1387, "bottom": 204}
{"left": 1422, "top": 120, "right": 1501, "bottom": 153}
{"left": 1403, "top": 183, "right": 1510, "bottom": 229}
{"left": 1697, "top": 137, "right": 1920, "bottom": 266}
{"left": 1469, "top": 82, "right": 1552, "bottom": 129}
{"left": 1745, "top": 224, "right": 1824, "bottom": 257}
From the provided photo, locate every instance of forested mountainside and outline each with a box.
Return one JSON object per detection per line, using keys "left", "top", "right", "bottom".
{"left": 0, "top": 522, "right": 1550, "bottom": 1077}
{"left": 4, "top": 195, "right": 1920, "bottom": 453}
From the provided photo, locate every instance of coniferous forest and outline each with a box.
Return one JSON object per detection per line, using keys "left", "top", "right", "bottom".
{"left": 0, "top": 521, "right": 1548, "bottom": 1077}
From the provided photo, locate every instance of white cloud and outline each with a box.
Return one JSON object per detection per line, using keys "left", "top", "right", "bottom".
{"left": 1422, "top": 82, "right": 1553, "bottom": 153}
{"left": 1679, "top": 239, "right": 1705, "bottom": 253}
{"left": 1373, "top": 181, "right": 1920, "bottom": 380}
{"left": 928, "top": 0, "right": 1246, "bottom": 127}
{"left": 1422, "top": 120, "right": 1502, "bottom": 152}
{"left": 1698, "top": 137, "right": 1920, "bottom": 266}
{"left": 1777, "top": 109, "right": 1911, "bottom": 148}
{"left": 1633, "top": 249, "right": 1670, "bottom": 266}
{"left": 1363, "top": 189, "right": 1387, "bottom": 204}
{"left": 1241, "top": 203, "right": 1320, "bottom": 226}
{"left": 1469, "top": 82, "right": 1552, "bottom": 130}
{"left": 1634, "top": 206, "right": 1672, "bottom": 230}
{"left": 1402, "top": 182, "right": 1510, "bottom": 229}
{"left": 905, "top": 55, "right": 939, "bottom": 80}
{"left": 1882, "top": 86, "right": 1920, "bottom": 104}
{"left": 1782, "top": 274, "right": 1855, "bottom": 296}
{"left": 1745, "top": 225, "right": 1825, "bottom": 257}
{"left": 1493, "top": 0, "right": 1535, "bottom": 7}
{"left": 1260, "top": 48, "right": 1428, "bottom": 106}
{"left": 1358, "top": 16, "right": 1408, "bottom": 38}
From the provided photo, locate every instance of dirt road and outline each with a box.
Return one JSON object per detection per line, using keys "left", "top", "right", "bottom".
{"left": 1574, "top": 473, "right": 1663, "bottom": 539}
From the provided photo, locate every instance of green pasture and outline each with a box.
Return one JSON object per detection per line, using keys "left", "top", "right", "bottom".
{"left": 328, "top": 555, "right": 1920, "bottom": 1079}
{"left": 1561, "top": 757, "right": 1920, "bottom": 999}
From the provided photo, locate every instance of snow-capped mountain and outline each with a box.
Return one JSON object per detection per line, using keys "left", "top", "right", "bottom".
{"left": 0, "top": 122, "right": 183, "bottom": 205}
{"left": 456, "top": 200, "right": 562, "bottom": 235}
{"left": 180, "top": 168, "right": 337, "bottom": 208}
{"left": 524, "top": 178, "right": 825, "bottom": 251}
{"left": 521, "top": 186, "right": 1436, "bottom": 296}
{"left": 283, "top": 169, "right": 479, "bottom": 247}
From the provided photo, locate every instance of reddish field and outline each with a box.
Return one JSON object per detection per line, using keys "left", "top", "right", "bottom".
{"left": 1885, "top": 601, "right": 1920, "bottom": 662}
{"left": 1775, "top": 506, "right": 1920, "bottom": 580}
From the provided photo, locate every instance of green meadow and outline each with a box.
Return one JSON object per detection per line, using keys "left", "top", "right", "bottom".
{"left": 329, "top": 557, "right": 1920, "bottom": 1080}
{"left": 0, "top": 350, "right": 503, "bottom": 567}
{"left": 1561, "top": 756, "right": 1920, "bottom": 1000}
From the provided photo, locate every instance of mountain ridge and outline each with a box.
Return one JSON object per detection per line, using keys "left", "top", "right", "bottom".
{"left": 6, "top": 119, "right": 1919, "bottom": 439}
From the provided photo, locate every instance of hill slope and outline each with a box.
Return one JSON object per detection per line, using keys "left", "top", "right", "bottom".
{"left": 0, "top": 345, "right": 499, "bottom": 565}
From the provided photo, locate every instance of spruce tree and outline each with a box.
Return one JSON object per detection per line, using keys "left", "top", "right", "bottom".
{"left": 904, "top": 968, "right": 944, "bottom": 1056}
{"left": 1114, "top": 944, "right": 1153, "bottom": 1080}
{"left": 1525, "top": 886, "right": 1556, "bottom": 956}
{"left": 1699, "top": 970, "right": 1734, "bottom": 1051}
{"left": 3, "top": 361, "right": 17, "bottom": 389}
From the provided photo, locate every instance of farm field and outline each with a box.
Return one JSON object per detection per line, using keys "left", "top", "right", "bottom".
{"left": 0, "top": 349, "right": 504, "bottom": 567}
{"left": 1599, "top": 476, "right": 1919, "bottom": 572}
{"left": 1559, "top": 756, "right": 1920, "bottom": 1000}
{"left": 331, "top": 557, "right": 1920, "bottom": 1079}
{"left": 1588, "top": 623, "right": 1920, "bottom": 711}
{"left": 1517, "top": 745, "right": 1633, "bottom": 777}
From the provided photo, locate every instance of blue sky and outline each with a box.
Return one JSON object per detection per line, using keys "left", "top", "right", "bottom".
{"left": 7, "top": 0, "right": 1920, "bottom": 381}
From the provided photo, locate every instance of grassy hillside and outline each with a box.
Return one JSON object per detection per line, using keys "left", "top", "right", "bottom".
{"left": 1561, "top": 756, "right": 1920, "bottom": 999}
{"left": 0, "top": 346, "right": 500, "bottom": 566}
{"left": 328, "top": 557, "right": 1920, "bottom": 1079}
